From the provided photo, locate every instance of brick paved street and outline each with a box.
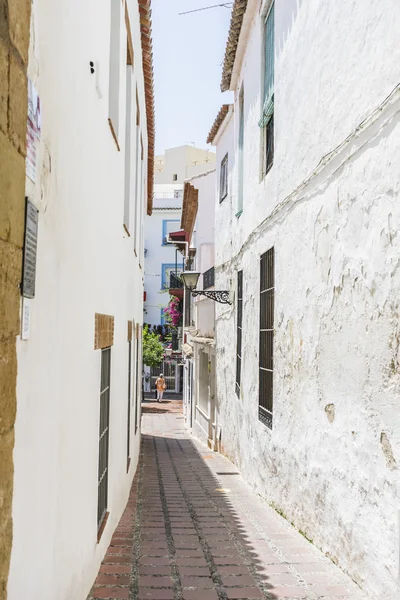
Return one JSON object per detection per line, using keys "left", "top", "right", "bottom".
{"left": 88, "top": 400, "right": 366, "bottom": 600}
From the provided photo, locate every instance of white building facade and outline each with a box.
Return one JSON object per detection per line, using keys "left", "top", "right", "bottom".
{"left": 179, "top": 171, "right": 217, "bottom": 444}
{"left": 7, "top": 1, "right": 155, "bottom": 599}
{"left": 144, "top": 145, "right": 216, "bottom": 328}
{"left": 212, "top": 1, "right": 400, "bottom": 598}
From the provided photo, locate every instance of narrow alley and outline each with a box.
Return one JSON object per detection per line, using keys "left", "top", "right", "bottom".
{"left": 88, "top": 400, "right": 366, "bottom": 600}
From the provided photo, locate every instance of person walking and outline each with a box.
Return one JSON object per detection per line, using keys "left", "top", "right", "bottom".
{"left": 155, "top": 373, "right": 166, "bottom": 402}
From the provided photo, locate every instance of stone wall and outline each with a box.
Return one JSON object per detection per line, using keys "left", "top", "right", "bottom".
{"left": 0, "top": 1, "right": 31, "bottom": 598}
{"left": 213, "top": 1, "right": 400, "bottom": 598}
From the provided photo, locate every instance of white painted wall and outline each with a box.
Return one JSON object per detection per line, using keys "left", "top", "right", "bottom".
{"left": 213, "top": 1, "right": 400, "bottom": 598}
{"left": 154, "top": 145, "right": 216, "bottom": 184}
{"left": 144, "top": 191, "right": 183, "bottom": 326}
{"left": 145, "top": 150, "right": 217, "bottom": 327}
{"left": 9, "top": 1, "right": 149, "bottom": 599}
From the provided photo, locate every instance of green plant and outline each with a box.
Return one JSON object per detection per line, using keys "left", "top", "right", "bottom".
{"left": 142, "top": 325, "right": 164, "bottom": 368}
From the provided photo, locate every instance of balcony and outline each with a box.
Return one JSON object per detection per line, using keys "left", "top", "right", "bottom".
{"left": 169, "top": 272, "right": 184, "bottom": 300}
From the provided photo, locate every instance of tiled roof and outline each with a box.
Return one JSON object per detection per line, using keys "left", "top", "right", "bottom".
{"left": 220, "top": 0, "right": 248, "bottom": 92}
{"left": 181, "top": 182, "right": 198, "bottom": 244}
{"left": 206, "top": 105, "right": 232, "bottom": 144}
{"left": 139, "top": 0, "right": 155, "bottom": 215}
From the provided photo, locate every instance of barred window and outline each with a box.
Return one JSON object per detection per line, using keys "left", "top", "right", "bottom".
{"left": 259, "top": 248, "right": 274, "bottom": 428}
{"left": 98, "top": 348, "right": 111, "bottom": 529}
{"left": 126, "top": 340, "right": 132, "bottom": 469}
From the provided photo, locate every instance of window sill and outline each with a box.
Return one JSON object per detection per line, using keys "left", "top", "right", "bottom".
{"left": 108, "top": 118, "right": 120, "bottom": 151}
{"left": 235, "top": 210, "right": 243, "bottom": 218}
{"left": 97, "top": 511, "right": 110, "bottom": 543}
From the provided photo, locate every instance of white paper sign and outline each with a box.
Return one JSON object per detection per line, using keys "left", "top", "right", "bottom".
{"left": 21, "top": 297, "right": 31, "bottom": 340}
{"left": 26, "top": 80, "right": 42, "bottom": 183}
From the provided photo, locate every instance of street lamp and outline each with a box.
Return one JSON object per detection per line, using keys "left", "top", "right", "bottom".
{"left": 180, "top": 270, "right": 232, "bottom": 305}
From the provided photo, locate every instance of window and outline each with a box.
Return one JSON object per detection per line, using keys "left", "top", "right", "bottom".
{"left": 124, "top": 59, "right": 133, "bottom": 232}
{"left": 259, "top": 2, "right": 275, "bottom": 175}
{"left": 259, "top": 248, "right": 274, "bottom": 428}
{"left": 134, "top": 325, "right": 141, "bottom": 433}
{"left": 220, "top": 154, "right": 228, "bottom": 202}
{"left": 98, "top": 348, "right": 111, "bottom": 529}
{"left": 265, "top": 114, "right": 274, "bottom": 173}
{"left": 237, "top": 87, "right": 244, "bottom": 216}
{"left": 162, "top": 220, "right": 180, "bottom": 245}
{"left": 134, "top": 94, "right": 140, "bottom": 255}
{"left": 161, "top": 263, "right": 183, "bottom": 290}
{"left": 236, "top": 271, "right": 243, "bottom": 397}
{"left": 126, "top": 339, "right": 132, "bottom": 469}
{"left": 173, "top": 174, "right": 178, "bottom": 182}
{"left": 108, "top": 0, "right": 122, "bottom": 144}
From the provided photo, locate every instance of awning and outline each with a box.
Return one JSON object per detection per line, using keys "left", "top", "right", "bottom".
{"left": 169, "top": 229, "right": 188, "bottom": 243}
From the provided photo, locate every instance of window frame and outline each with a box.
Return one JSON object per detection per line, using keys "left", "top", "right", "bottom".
{"left": 237, "top": 86, "right": 244, "bottom": 217}
{"left": 219, "top": 153, "right": 228, "bottom": 202}
{"left": 162, "top": 220, "right": 180, "bottom": 246}
{"left": 161, "top": 263, "right": 183, "bottom": 290}
{"left": 260, "top": 1, "right": 275, "bottom": 179}
{"left": 108, "top": 0, "right": 122, "bottom": 147}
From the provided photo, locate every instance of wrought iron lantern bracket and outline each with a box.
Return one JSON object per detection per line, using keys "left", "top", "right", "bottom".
{"left": 191, "top": 290, "right": 232, "bottom": 305}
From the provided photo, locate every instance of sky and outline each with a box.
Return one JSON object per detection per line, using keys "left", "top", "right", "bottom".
{"left": 151, "top": 0, "right": 234, "bottom": 155}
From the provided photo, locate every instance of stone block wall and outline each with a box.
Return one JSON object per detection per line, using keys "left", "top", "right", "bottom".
{"left": 0, "top": 1, "right": 31, "bottom": 598}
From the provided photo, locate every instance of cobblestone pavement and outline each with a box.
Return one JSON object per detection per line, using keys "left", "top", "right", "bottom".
{"left": 88, "top": 399, "right": 366, "bottom": 600}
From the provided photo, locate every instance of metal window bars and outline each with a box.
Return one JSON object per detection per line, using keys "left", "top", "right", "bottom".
{"left": 98, "top": 347, "right": 111, "bottom": 529}
{"left": 259, "top": 248, "right": 274, "bottom": 428}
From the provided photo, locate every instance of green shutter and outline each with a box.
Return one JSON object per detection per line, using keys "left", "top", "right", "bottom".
{"left": 259, "top": 3, "right": 275, "bottom": 127}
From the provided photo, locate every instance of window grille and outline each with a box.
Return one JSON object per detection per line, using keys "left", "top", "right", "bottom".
{"left": 236, "top": 271, "right": 243, "bottom": 397}
{"left": 98, "top": 348, "right": 111, "bottom": 529}
{"left": 259, "top": 248, "right": 274, "bottom": 428}
{"left": 220, "top": 154, "right": 228, "bottom": 202}
{"left": 126, "top": 341, "right": 132, "bottom": 467}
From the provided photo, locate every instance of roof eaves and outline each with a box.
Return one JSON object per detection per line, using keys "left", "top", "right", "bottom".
{"left": 220, "top": 0, "right": 248, "bottom": 92}
{"left": 181, "top": 182, "right": 198, "bottom": 244}
{"left": 139, "top": 0, "right": 155, "bottom": 216}
{"left": 185, "top": 168, "right": 216, "bottom": 183}
{"left": 206, "top": 104, "right": 233, "bottom": 144}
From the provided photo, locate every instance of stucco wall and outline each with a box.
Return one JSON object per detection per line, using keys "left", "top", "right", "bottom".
{"left": 0, "top": 1, "right": 31, "bottom": 598}
{"left": 7, "top": 1, "right": 148, "bottom": 599}
{"left": 214, "top": 1, "right": 400, "bottom": 598}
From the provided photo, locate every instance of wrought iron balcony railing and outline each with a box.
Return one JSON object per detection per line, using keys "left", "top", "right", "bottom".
{"left": 169, "top": 272, "right": 183, "bottom": 289}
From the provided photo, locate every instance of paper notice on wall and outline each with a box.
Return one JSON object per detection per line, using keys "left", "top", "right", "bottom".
{"left": 26, "top": 79, "right": 42, "bottom": 183}
{"left": 21, "top": 297, "right": 31, "bottom": 340}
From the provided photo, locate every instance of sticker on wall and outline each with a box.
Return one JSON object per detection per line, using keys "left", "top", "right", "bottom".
{"left": 26, "top": 79, "right": 42, "bottom": 183}
{"left": 21, "top": 297, "right": 31, "bottom": 340}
